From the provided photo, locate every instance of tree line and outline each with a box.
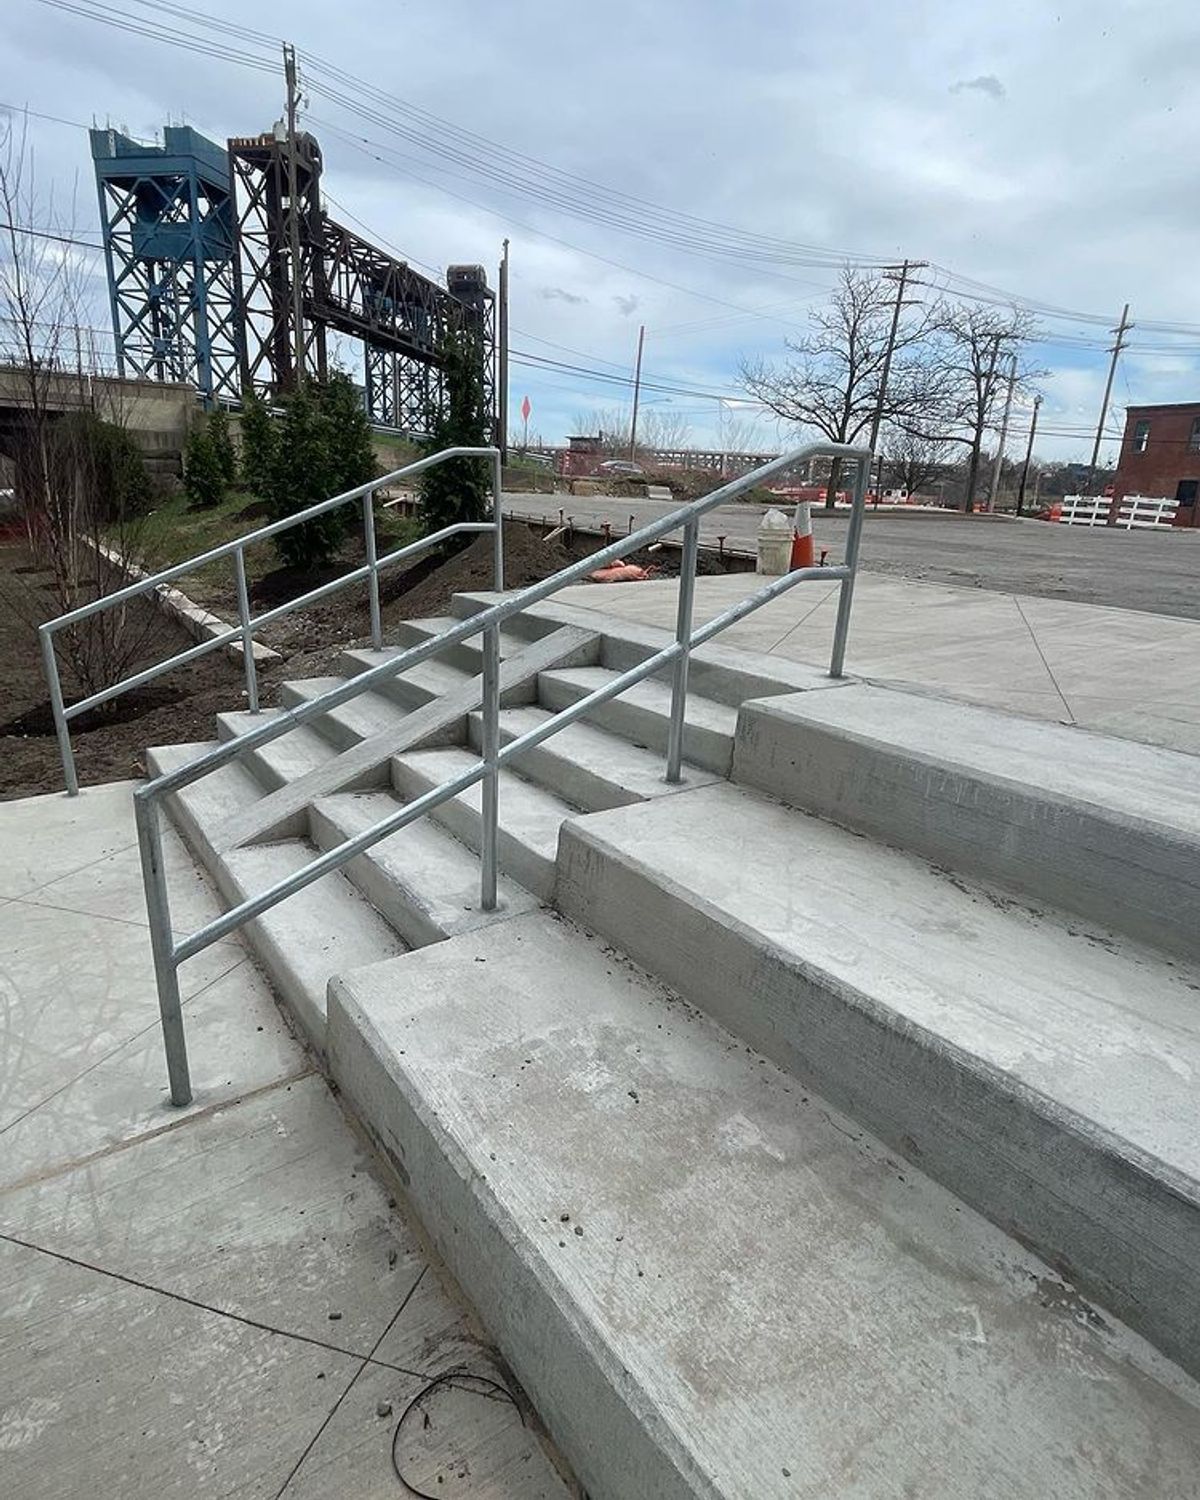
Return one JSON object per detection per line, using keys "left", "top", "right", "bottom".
{"left": 740, "top": 267, "right": 1046, "bottom": 511}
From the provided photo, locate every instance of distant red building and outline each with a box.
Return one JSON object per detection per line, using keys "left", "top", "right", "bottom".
{"left": 1112, "top": 402, "right": 1200, "bottom": 527}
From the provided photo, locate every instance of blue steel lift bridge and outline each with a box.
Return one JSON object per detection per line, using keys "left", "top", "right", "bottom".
{"left": 90, "top": 123, "right": 495, "bottom": 435}
{"left": 91, "top": 126, "right": 239, "bottom": 405}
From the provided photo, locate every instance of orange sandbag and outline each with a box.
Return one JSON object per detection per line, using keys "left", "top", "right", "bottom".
{"left": 589, "top": 563, "right": 650, "bottom": 583}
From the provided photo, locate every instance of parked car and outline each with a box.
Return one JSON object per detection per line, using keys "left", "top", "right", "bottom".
{"left": 597, "top": 459, "right": 644, "bottom": 477}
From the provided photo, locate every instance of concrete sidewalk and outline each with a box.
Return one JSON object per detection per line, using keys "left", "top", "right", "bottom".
{"left": 553, "top": 571, "right": 1200, "bottom": 755}
{"left": 0, "top": 782, "right": 570, "bottom": 1498}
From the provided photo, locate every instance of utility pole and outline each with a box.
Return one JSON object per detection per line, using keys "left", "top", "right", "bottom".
{"left": 628, "top": 323, "right": 645, "bottom": 461}
{"left": 1085, "top": 302, "right": 1132, "bottom": 498}
{"left": 283, "top": 43, "right": 305, "bottom": 388}
{"left": 1016, "top": 394, "right": 1042, "bottom": 516}
{"left": 498, "top": 237, "right": 510, "bottom": 461}
{"left": 987, "top": 352, "right": 1018, "bottom": 511}
{"left": 868, "top": 259, "right": 927, "bottom": 503}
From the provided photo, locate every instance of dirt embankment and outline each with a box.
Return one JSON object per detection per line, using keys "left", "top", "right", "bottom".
{"left": 0, "top": 520, "right": 648, "bottom": 801}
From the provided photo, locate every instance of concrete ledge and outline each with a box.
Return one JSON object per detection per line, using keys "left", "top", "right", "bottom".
{"left": 95, "top": 540, "right": 279, "bottom": 664}
{"left": 732, "top": 684, "right": 1200, "bottom": 961}
{"left": 328, "top": 913, "right": 1200, "bottom": 1499}
{"left": 555, "top": 787, "right": 1200, "bottom": 1380}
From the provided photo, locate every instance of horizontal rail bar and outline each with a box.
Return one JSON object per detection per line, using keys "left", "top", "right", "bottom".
{"left": 167, "top": 563, "right": 845, "bottom": 966}
{"left": 171, "top": 748, "right": 491, "bottom": 964}
{"left": 57, "top": 518, "right": 498, "bottom": 721}
{"left": 63, "top": 620, "right": 242, "bottom": 719}
{"left": 42, "top": 446, "right": 501, "bottom": 633}
{"left": 138, "top": 441, "right": 871, "bottom": 808}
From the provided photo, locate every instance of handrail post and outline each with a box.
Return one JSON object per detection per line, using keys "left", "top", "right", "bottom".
{"left": 665, "top": 517, "right": 699, "bottom": 783}
{"left": 491, "top": 451, "right": 504, "bottom": 592}
{"left": 233, "top": 545, "right": 259, "bottom": 713}
{"left": 829, "top": 455, "right": 870, "bottom": 678}
{"left": 39, "top": 625, "right": 78, "bottom": 797}
{"left": 480, "top": 623, "right": 501, "bottom": 912}
{"left": 134, "top": 793, "right": 192, "bottom": 1106}
{"left": 363, "top": 487, "right": 383, "bottom": 650}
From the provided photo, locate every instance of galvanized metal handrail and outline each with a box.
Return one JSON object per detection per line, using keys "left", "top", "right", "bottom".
{"left": 38, "top": 445, "right": 504, "bottom": 795}
{"left": 133, "top": 440, "right": 871, "bottom": 1106}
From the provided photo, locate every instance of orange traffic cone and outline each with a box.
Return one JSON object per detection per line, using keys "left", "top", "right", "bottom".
{"left": 790, "top": 500, "right": 815, "bottom": 569}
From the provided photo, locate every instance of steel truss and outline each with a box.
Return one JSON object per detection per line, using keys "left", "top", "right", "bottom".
{"left": 90, "top": 126, "right": 239, "bottom": 405}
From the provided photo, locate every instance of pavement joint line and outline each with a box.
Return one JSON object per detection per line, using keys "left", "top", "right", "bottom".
{"left": 0, "top": 1059, "right": 317, "bottom": 1188}
{"left": 6, "top": 833, "right": 140, "bottom": 902}
{"left": 0, "top": 950, "right": 260, "bottom": 1145}
{"left": 274, "top": 1266, "right": 429, "bottom": 1498}
{"left": 761, "top": 582, "right": 841, "bottom": 654}
{"left": 0, "top": 1229, "right": 439, "bottom": 1387}
{"left": 7, "top": 885, "right": 244, "bottom": 946}
{"left": 1013, "top": 594, "right": 1077, "bottom": 723}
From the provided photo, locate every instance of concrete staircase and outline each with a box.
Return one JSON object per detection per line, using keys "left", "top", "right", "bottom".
{"left": 148, "top": 596, "right": 1200, "bottom": 1500}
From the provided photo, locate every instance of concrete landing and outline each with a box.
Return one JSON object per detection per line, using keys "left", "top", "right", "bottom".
{"left": 330, "top": 911, "right": 1200, "bottom": 1500}
{"left": 0, "top": 781, "right": 571, "bottom": 1499}
{"left": 549, "top": 571, "right": 1200, "bottom": 755}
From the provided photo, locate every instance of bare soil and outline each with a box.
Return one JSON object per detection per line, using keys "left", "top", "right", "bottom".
{"left": 1, "top": 520, "right": 733, "bottom": 801}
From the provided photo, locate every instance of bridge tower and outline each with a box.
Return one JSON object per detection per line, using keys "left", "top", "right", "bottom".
{"left": 90, "top": 126, "right": 239, "bottom": 406}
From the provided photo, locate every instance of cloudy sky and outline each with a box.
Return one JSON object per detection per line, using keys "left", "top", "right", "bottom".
{"left": 5, "top": 0, "right": 1200, "bottom": 461}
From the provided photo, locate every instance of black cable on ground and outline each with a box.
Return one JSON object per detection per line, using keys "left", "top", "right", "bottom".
{"left": 390, "top": 1364, "right": 525, "bottom": 1497}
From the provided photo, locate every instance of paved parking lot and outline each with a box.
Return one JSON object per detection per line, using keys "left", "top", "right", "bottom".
{"left": 506, "top": 494, "right": 1200, "bottom": 622}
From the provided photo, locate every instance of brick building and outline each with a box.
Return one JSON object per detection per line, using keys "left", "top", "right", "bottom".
{"left": 1112, "top": 401, "right": 1200, "bottom": 527}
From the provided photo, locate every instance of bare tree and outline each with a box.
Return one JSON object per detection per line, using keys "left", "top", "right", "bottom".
{"left": 881, "top": 425, "right": 953, "bottom": 503}
{"left": 637, "top": 406, "right": 693, "bottom": 454}
{"left": 928, "top": 304, "right": 1041, "bottom": 513}
{"left": 740, "top": 265, "right": 941, "bottom": 509}
{"left": 1, "top": 116, "right": 166, "bottom": 702}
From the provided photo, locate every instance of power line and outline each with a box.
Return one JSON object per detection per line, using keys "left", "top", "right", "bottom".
{"left": 1, "top": 219, "right": 104, "bottom": 250}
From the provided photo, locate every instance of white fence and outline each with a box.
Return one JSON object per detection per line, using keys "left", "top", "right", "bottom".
{"left": 1061, "top": 494, "right": 1178, "bottom": 530}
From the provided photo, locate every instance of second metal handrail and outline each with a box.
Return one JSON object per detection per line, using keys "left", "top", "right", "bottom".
{"left": 39, "top": 445, "right": 503, "bottom": 795}
{"left": 132, "top": 440, "right": 871, "bottom": 1106}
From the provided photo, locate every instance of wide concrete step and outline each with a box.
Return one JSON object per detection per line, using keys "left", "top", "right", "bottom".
{"left": 537, "top": 666, "right": 738, "bottom": 775}
{"left": 467, "top": 706, "right": 720, "bottom": 811}
{"left": 144, "top": 745, "right": 406, "bottom": 1048}
{"left": 329, "top": 911, "right": 1200, "bottom": 1500}
{"left": 391, "top": 616, "right": 547, "bottom": 677}
{"left": 391, "top": 745, "right": 575, "bottom": 901}
{"left": 337, "top": 647, "right": 481, "bottom": 710}
{"left": 278, "top": 677, "right": 418, "bottom": 751}
{"left": 215, "top": 709, "right": 340, "bottom": 791}
{"left": 734, "top": 683, "right": 1200, "bottom": 961}
{"left": 310, "top": 790, "right": 540, "bottom": 948}
{"left": 146, "top": 740, "right": 284, "bottom": 862}
{"left": 556, "top": 781, "right": 1200, "bottom": 1378}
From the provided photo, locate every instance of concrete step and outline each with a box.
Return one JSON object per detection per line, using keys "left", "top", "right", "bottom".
{"left": 556, "top": 781, "right": 1200, "bottom": 1379}
{"left": 220, "top": 841, "right": 407, "bottom": 1047}
{"left": 336, "top": 648, "right": 481, "bottom": 710}
{"left": 390, "top": 615, "right": 550, "bottom": 677}
{"left": 538, "top": 666, "right": 738, "bottom": 776}
{"left": 734, "top": 683, "right": 1200, "bottom": 962}
{"left": 391, "top": 745, "right": 575, "bottom": 901}
{"left": 146, "top": 740, "right": 285, "bottom": 864}
{"left": 309, "top": 790, "right": 541, "bottom": 948}
{"left": 329, "top": 911, "right": 1200, "bottom": 1500}
{"left": 215, "top": 709, "right": 341, "bottom": 791}
{"left": 278, "top": 677, "right": 420, "bottom": 752}
{"left": 467, "top": 706, "right": 720, "bottom": 811}
{"left": 144, "top": 744, "right": 405, "bottom": 1048}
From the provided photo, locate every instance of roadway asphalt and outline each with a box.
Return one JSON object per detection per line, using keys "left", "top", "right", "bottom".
{"left": 504, "top": 492, "right": 1200, "bottom": 622}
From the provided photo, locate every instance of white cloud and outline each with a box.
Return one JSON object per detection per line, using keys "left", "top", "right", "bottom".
{"left": 5, "top": 0, "right": 1199, "bottom": 457}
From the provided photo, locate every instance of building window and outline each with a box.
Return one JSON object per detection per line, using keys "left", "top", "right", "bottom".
{"left": 1132, "top": 419, "right": 1150, "bottom": 453}
{"left": 1190, "top": 417, "right": 1200, "bottom": 452}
